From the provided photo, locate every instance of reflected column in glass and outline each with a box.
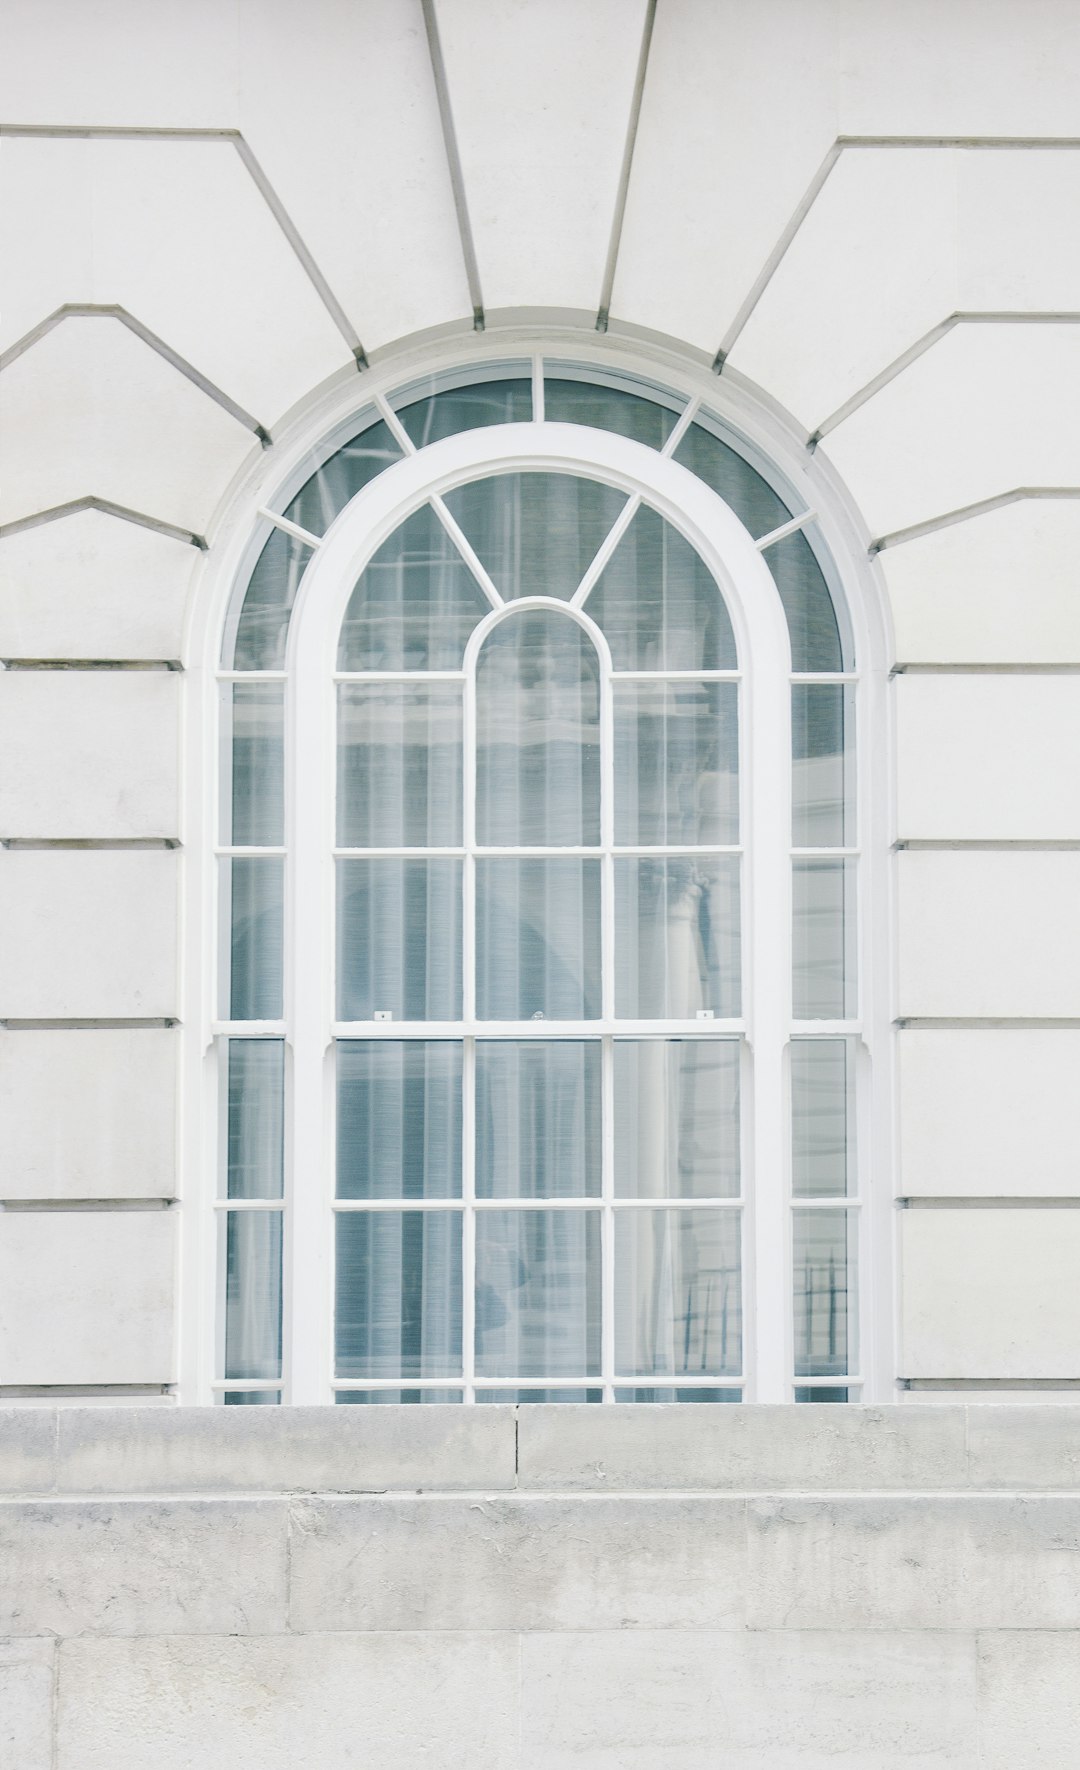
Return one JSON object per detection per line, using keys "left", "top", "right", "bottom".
{"left": 337, "top": 859, "right": 462, "bottom": 1021}
{"left": 614, "top": 1041, "right": 739, "bottom": 1197}
{"left": 476, "top": 860, "right": 601, "bottom": 1020}
{"left": 335, "top": 1211, "right": 462, "bottom": 1378}
{"left": 614, "top": 1209, "right": 741, "bottom": 1378}
{"left": 476, "top": 1041, "right": 601, "bottom": 1197}
{"left": 475, "top": 1210, "right": 601, "bottom": 1378}
{"left": 614, "top": 682, "right": 738, "bottom": 847}
{"left": 615, "top": 857, "right": 740, "bottom": 1018}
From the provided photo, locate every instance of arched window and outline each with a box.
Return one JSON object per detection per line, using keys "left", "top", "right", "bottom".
{"left": 210, "top": 356, "right": 871, "bottom": 1406}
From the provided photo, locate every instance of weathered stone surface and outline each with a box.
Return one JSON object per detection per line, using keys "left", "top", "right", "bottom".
{"left": 0, "top": 1638, "right": 54, "bottom": 1770}
{"left": 0, "top": 1500, "right": 288, "bottom": 1637}
{"left": 976, "top": 1631, "right": 1080, "bottom": 1768}
{"left": 965, "top": 1404, "right": 1080, "bottom": 1490}
{"left": 747, "top": 1496, "right": 1080, "bottom": 1630}
{"left": 0, "top": 1408, "right": 55, "bottom": 1495}
{"left": 56, "top": 1632, "right": 517, "bottom": 1770}
{"left": 288, "top": 1494, "right": 748, "bottom": 1632}
{"left": 519, "top": 1630, "right": 978, "bottom": 1769}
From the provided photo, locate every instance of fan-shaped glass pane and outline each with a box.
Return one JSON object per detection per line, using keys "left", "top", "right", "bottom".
{"left": 338, "top": 504, "right": 489, "bottom": 671}
{"left": 544, "top": 374, "right": 680, "bottom": 449}
{"left": 586, "top": 506, "right": 737, "bottom": 671}
{"left": 767, "top": 531, "right": 846, "bottom": 672}
{"left": 673, "top": 421, "right": 789, "bottom": 538}
{"left": 476, "top": 612, "right": 600, "bottom": 847}
{"left": 395, "top": 374, "right": 533, "bottom": 448}
{"left": 443, "top": 472, "right": 626, "bottom": 602}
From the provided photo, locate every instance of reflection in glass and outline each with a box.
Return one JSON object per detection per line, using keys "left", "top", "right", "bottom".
{"left": 335, "top": 1389, "right": 463, "bottom": 1404}
{"left": 673, "top": 421, "right": 790, "bottom": 539}
{"left": 794, "top": 1387, "right": 850, "bottom": 1403}
{"left": 337, "top": 859, "right": 462, "bottom": 1022}
{"left": 476, "top": 860, "right": 601, "bottom": 1020}
{"left": 476, "top": 1042, "right": 601, "bottom": 1198}
{"left": 615, "top": 857, "right": 740, "bottom": 1018}
{"left": 793, "top": 859, "right": 855, "bottom": 1020}
{"left": 335, "top": 1211, "right": 462, "bottom": 1377}
{"left": 586, "top": 506, "right": 737, "bottom": 670}
{"left": 337, "top": 685, "right": 463, "bottom": 848}
{"left": 793, "top": 1208, "right": 856, "bottom": 1378}
{"left": 222, "top": 1390, "right": 280, "bottom": 1405}
{"left": 791, "top": 1039, "right": 851, "bottom": 1198}
{"left": 226, "top": 857, "right": 283, "bottom": 1020}
{"left": 475, "top": 1389, "right": 604, "bottom": 1403}
{"left": 223, "top": 1210, "right": 282, "bottom": 1379}
{"left": 222, "top": 683, "right": 284, "bottom": 847}
{"left": 227, "top": 1040, "right": 284, "bottom": 1199}
{"left": 614, "top": 1388, "right": 741, "bottom": 1403}
{"left": 543, "top": 375, "right": 680, "bottom": 449}
{"left": 475, "top": 1210, "right": 601, "bottom": 1378}
{"left": 614, "top": 1209, "right": 741, "bottom": 1378}
{"left": 395, "top": 374, "right": 532, "bottom": 448}
{"left": 477, "top": 613, "right": 601, "bottom": 847}
{"left": 614, "top": 1041, "right": 739, "bottom": 1197}
{"left": 338, "top": 503, "right": 489, "bottom": 671}
{"left": 337, "top": 1042, "right": 462, "bottom": 1199}
{"left": 614, "top": 681, "right": 738, "bottom": 846}
{"left": 767, "top": 531, "right": 845, "bottom": 673}
{"left": 443, "top": 473, "right": 626, "bottom": 602}
{"left": 792, "top": 684, "right": 852, "bottom": 848}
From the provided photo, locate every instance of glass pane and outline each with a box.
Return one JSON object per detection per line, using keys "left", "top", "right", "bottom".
{"left": 792, "top": 684, "right": 853, "bottom": 848}
{"left": 338, "top": 503, "right": 489, "bottom": 671}
{"left": 767, "top": 531, "right": 846, "bottom": 672}
{"left": 476, "top": 1041, "right": 601, "bottom": 1198}
{"left": 395, "top": 374, "right": 532, "bottom": 447}
{"left": 337, "top": 859, "right": 462, "bottom": 1022}
{"left": 614, "top": 1041, "right": 739, "bottom": 1198}
{"left": 614, "top": 681, "right": 738, "bottom": 846}
{"left": 335, "top": 1389, "right": 463, "bottom": 1404}
{"left": 475, "top": 1209, "right": 601, "bottom": 1379}
{"left": 476, "top": 859, "right": 601, "bottom": 1020}
{"left": 791, "top": 1039, "right": 851, "bottom": 1198}
{"left": 673, "top": 420, "right": 790, "bottom": 539}
{"left": 335, "top": 1210, "right": 462, "bottom": 1378}
{"left": 443, "top": 472, "right": 626, "bottom": 602}
{"left": 223, "top": 1210, "right": 282, "bottom": 1380}
{"left": 336, "top": 1041, "right": 462, "bottom": 1200}
{"left": 614, "top": 1388, "right": 742, "bottom": 1403}
{"left": 476, "top": 612, "right": 601, "bottom": 846}
{"left": 793, "top": 1208, "right": 857, "bottom": 1378}
{"left": 337, "top": 684, "right": 463, "bottom": 848}
{"left": 221, "top": 683, "right": 284, "bottom": 847}
{"left": 222, "top": 1390, "right": 281, "bottom": 1405}
{"left": 585, "top": 506, "right": 737, "bottom": 671}
{"left": 614, "top": 856, "right": 740, "bottom": 1018}
{"left": 224, "top": 857, "right": 283, "bottom": 1020}
{"left": 230, "top": 530, "right": 312, "bottom": 673}
{"left": 475, "top": 1389, "right": 604, "bottom": 1403}
{"left": 543, "top": 375, "right": 680, "bottom": 449}
{"left": 614, "top": 1209, "right": 742, "bottom": 1379}
{"left": 793, "top": 859, "right": 855, "bottom": 1020}
{"left": 285, "top": 418, "right": 402, "bottom": 538}
{"left": 794, "top": 1387, "right": 850, "bottom": 1403}
{"left": 226, "top": 1039, "right": 284, "bottom": 1199}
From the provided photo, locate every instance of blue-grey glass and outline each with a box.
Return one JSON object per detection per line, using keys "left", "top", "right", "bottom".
{"left": 228, "top": 416, "right": 402, "bottom": 669}
{"left": 792, "top": 684, "right": 852, "bottom": 848}
{"left": 614, "top": 1209, "right": 742, "bottom": 1378}
{"left": 475, "top": 1210, "right": 601, "bottom": 1378}
{"left": 337, "top": 684, "right": 463, "bottom": 848}
{"left": 335, "top": 1390, "right": 463, "bottom": 1404}
{"left": 475, "top": 1389, "right": 603, "bottom": 1403}
{"left": 614, "top": 681, "right": 738, "bottom": 846}
{"left": 793, "top": 859, "right": 855, "bottom": 1019}
{"left": 395, "top": 375, "right": 533, "bottom": 448}
{"left": 227, "top": 1039, "right": 284, "bottom": 1199}
{"left": 476, "top": 613, "right": 601, "bottom": 847}
{"left": 226, "top": 857, "right": 283, "bottom": 1020}
{"left": 791, "top": 1039, "right": 851, "bottom": 1198}
{"left": 335, "top": 1210, "right": 462, "bottom": 1378}
{"left": 222, "top": 1390, "right": 280, "bottom": 1405}
{"left": 767, "top": 531, "right": 846, "bottom": 672}
{"left": 337, "top": 859, "right": 462, "bottom": 1022}
{"left": 614, "top": 857, "right": 740, "bottom": 1018}
{"left": 613, "top": 1388, "right": 741, "bottom": 1403}
{"left": 443, "top": 473, "right": 627, "bottom": 602}
{"left": 476, "top": 1041, "right": 601, "bottom": 1198}
{"left": 585, "top": 506, "right": 737, "bottom": 670}
{"left": 337, "top": 503, "right": 490, "bottom": 671}
{"left": 673, "top": 420, "right": 790, "bottom": 539}
{"left": 336, "top": 1041, "right": 462, "bottom": 1200}
{"left": 223, "top": 683, "right": 284, "bottom": 846}
{"left": 794, "top": 1387, "right": 850, "bottom": 1403}
{"left": 543, "top": 376, "right": 680, "bottom": 449}
{"left": 793, "top": 1208, "right": 857, "bottom": 1378}
{"left": 223, "top": 1209, "right": 282, "bottom": 1380}
{"left": 614, "top": 1041, "right": 739, "bottom": 1197}
{"left": 476, "top": 859, "right": 601, "bottom": 1020}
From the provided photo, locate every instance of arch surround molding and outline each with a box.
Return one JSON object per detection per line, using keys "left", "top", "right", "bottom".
{"left": 182, "top": 335, "right": 895, "bottom": 1408}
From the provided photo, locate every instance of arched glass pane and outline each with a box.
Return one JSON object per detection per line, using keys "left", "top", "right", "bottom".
{"left": 614, "top": 681, "right": 738, "bottom": 847}
{"left": 476, "top": 612, "right": 601, "bottom": 847}
{"left": 544, "top": 374, "right": 681, "bottom": 449}
{"left": 673, "top": 421, "right": 789, "bottom": 539}
{"left": 338, "top": 504, "right": 489, "bottom": 671}
{"left": 442, "top": 472, "right": 626, "bottom": 602}
{"left": 394, "top": 373, "right": 533, "bottom": 448}
{"left": 586, "top": 505, "right": 737, "bottom": 671}
{"left": 767, "top": 531, "right": 846, "bottom": 672}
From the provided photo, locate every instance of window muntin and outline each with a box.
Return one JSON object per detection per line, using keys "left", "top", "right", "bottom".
{"left": 213, "top": 356, "right": 863, "bottom": 1407}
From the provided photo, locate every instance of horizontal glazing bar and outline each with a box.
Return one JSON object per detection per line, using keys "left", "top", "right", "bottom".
{"left": 332, "top": 846, "right": 744, "bottom": 859}
{"left": 793, "top": 1374, "right": 863, "bottom": 1386}
{"left": 788, "top": 1197, "right": 862, "bottom": 1209}
{"left": 216, "top": 847, "right": 287, "bottom": 858}
{"left": 791, "top": 847, "right": 860, "bottom": 859}
{"left": 332, "top": 1020, "right": 746, "bottom": 1037}
{"left": 790, "top": 673, "right": 858, "bottom": 684}
{"left": 334, "top": 671, "right": 467, "bottom": 683}
{"left": 612, "top": 671, "right": 740, "bottom": 682}
{"left": 216, "top": 672, "right": 288, "bottom": 684}
{"left": 331, "top": 1375, "right": 747, "bottom": 1389}
{"left": 332, "top": 1196, "right": 744, "bottom": 1211}
{"left": 789, "top": 1021, "right": 861, "bottom": 1037}
{"left": 211, "top": 1382, "right": 283, "bottom": 1391}
{"left": 213, "top": 1198, "right": 286, "bottom": 1210}
{"left": 212, "top": 1021, "right": 287, "bottom": 1036}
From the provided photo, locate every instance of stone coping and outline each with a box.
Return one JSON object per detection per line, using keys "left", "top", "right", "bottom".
{"left": 1, "top": 1403, "right": 1079, "bottom": 1497}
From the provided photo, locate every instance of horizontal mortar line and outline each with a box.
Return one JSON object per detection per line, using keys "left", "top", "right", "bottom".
{"left": 870, "top": 487, "right": 1080, "bottom": 552}
{"left": 1, "top": 658, "right": 183, "bottom": 671}
{"left": 898, "top": 1197, "right": 1080, "bottom": 1210}
{"left": 595, "top": 0, "right": 657, "bottom": 334}
{"left": 901, "top": 1378, "right": 1080, "bottom": 1391}
{"left": 0, "top": 838, "right": 180, "bottom": 851}
{"left": 894, "top": 839, "right": 1080, "bottom": 852}
{"left": 0, "top": 496, "right": 207, "bottom": 549}
{"left": 896, "top": 1017, "right": 1080, "bottom": 1030}
{"left": 4, "top": 1486, "right": 1080, "bottom": 1505}
{"left": 421, "top": 0, "right": 484, "bottom": 333}
{"left": 809, "top": 311, "right": 1080, "bottom": 445}
{"left": 713, "top": 133, "right": 1080, "bottom": 370}
{"left": 0, "top": 305, "right": 271, "bottom": 443}
{"left": 892, "top": 663, "right": 1080, "bottom": 675}
{"left": 0, "top": 1018, "right": 179, "bottom": 1031}
{"left": 1, "top": 1198, "right": 176, "bottom": 1212}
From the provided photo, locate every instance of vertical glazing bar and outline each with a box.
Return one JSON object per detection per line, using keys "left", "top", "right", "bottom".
{"left": 462, "top": 1037, "right": 476, "bottom": 1403}
{"left": 462, "top": 616, "right": 478, "bottom": 1401}
{"left": 532, "top": 353, "right": 545, "bottom": 423}
{"left": 599, "top": 625, "right": 615, "bottom": 1400}
{"left": 601, "top": 1034, "right": 615, "bottom": 1401}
